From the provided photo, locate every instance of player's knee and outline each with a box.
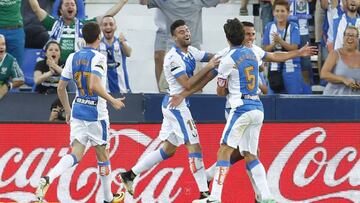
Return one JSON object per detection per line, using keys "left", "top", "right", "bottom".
{"left": 243, "top": 151, "right": 257, "bottom": 162}
{"left": 159, "top": 148, "right": 173, "bottom": 160}
{"left": 162, "top": 142, "right": 177, "bottom": 157}
{"left": 98, "top": 161, "right": 111, "bottom": 176}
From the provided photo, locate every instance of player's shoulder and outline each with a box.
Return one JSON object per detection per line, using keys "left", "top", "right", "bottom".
{"left": 251, "top": 44, "right": 262, "bottom": 52}
{"left": 92, "top": 49, "right": 106, "bottom": 59}
{"left": 164, "top": 47, "right": 182, "bottom": 64}
{"left": 215, "top": 47, "right": 230, "bottom": 58}
{"left": 188, "top": 45, "right": 201, "bottom": 53}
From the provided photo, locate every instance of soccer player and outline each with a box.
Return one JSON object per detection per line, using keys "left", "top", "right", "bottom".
{"left": 170, "top": 21, "right": 316, "bottom": 203}
{"left": 193, "top": 18, "right": 275, "bottom": 203}
{"left": 35, "top": 22, "right": 125, "bottom": 203}
{"left": 99, "top": 15, "right": 132, "bottom": 94}
{"left": 118, "top": 19, "right": 219, "bottom": 200}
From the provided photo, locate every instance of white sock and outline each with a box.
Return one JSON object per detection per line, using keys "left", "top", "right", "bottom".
{"left": 98, "top": 161, "right": 113, "bottom": 202}
{"left": 247, "top": 159, "right": 272, "bottom": 200}
{"left": 247, "top": 169, "right": 261, "bottom": 201}
{"left": 132, "top": 148, "right": 169, "bottom": 175}
{"left": 209, "top": 160, "right": 230, "bottom": 201}
{"left": 206, "top": 163, "right": 216, "bottom": 182}
{"left": 47, "top": 154, "right": 77, "bottom": 183}
{"left": 188, "top": 153, "right": 208, "bottom": 192}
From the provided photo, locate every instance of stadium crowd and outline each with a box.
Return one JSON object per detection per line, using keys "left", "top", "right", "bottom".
{"left": 1, "top": 0, "right": 360, "bottom": 101}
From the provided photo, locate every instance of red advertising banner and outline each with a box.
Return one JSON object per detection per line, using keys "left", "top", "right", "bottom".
{"left": 0, "top": 123, "right": 359, "bottom": 203}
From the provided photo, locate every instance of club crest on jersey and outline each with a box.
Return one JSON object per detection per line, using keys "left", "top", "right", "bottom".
{"left": 217, "top": 78, "right": 227, "bottom": 87}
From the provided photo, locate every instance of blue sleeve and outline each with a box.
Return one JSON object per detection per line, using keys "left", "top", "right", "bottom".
{"left": 60, "top": 76, "right": 71, "bottom": 81}
{"left": 174, "top": 71, "right": 186, "bottom": 78}
{"left": 290, "top": 23, "right": 301, "bottom": 46}
{"left": 262, "top": 22, "right": 272, "bottom": 46}
{"left": 333, "top": 17, "right": 341, "bottom": 43}
{"left": 200, "top": 52, "right": 210, "bottom": 62}
{"left": 91, "top": 70, "right": 102, "bottom": 78}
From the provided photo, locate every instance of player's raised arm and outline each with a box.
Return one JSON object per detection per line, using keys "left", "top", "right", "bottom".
{"left": 29, "top": 0, "right": 48, "bottom": 22}
{"left": 264, "top": 43, "right": 318, "bottom": 62}
{"left": 96, "top": 0, "right": 128, "bottom": 23}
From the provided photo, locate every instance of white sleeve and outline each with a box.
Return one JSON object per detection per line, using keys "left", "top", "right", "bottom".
{"left": 61, "top": 53, "right": 74, "bottom": 80}
{"left": 91, "top": 54, "right": 107, "bottom": 78}
{"left": 168, "top": 55, "right": 186, "bottom": 78}
{"left": 215, "top": 47, "right": 230, "bottom": 58}
{"left": 189, "top": 46, "right": 208, "bottom": 62}
{"left": 217, "top": 55, "right": 234, "bottom": 80}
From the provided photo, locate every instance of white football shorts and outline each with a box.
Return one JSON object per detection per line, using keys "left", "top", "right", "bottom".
{"left": 220, "top": 108, "right": 264, "bottom": 156}
{"left": 70, "top": 118, "right": 110, "bottom": 148}
{"left": 159, "top": 106, "right": 200, "bottom": 147}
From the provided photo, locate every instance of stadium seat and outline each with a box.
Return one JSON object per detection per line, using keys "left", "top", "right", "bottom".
{"left": 22, "top": 48, "right": 42, "bottom": 87}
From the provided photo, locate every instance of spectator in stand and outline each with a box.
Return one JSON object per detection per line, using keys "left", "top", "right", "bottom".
{"left": 33, "top": 41, "right": 63, "bottom": 94}
{"left": 140, "top": 0, "right": 229, "bottom": 50}
{"left": 333, "top": 0, "right": 360, "bottom": 50}
{"left": 263, "top": 0, "right": 305, "bottom": 94}
{"left": 49, "top": 98, "right": 66, "bottom": 121}
{"left": 321, "top": 0, "right": 345, "bottom": 53}
{"left": 289, "top": 0, "right": 313, "bottom": 93}
{"left": 99, "top": 15, "right": 132, "bottom": 94}
{"left": 260, "top": 0, "right": 274, "bottom": 33}
{"left": 0, "top": 0, "right": 24, "bottom": 69}
{"left": 154, "top": 9, "right": 169, "bottom": 92}
{"left": 139, "top": 0, "right": 229, "bottom": 93}
{"left": 22, "top": 0, "right": 54, "bottom": 49}
{"left": 52, "top": 0, "right": 86, "bottom": 19}
{"left": 321, "top": 25, "right": 360, "bottom": 95}
{"left": 0, "top": 34, "right": 24, "bottom": 100}
{"left": 240, "top": 0, "right": 249, "bottom": 15}
{"left": 29, "top": 0, "right": 128, "bottom": 62}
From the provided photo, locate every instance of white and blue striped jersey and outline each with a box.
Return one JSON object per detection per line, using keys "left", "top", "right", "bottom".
{"left": 325, "top": 0, "right": 344, "bottom": 44}
{"left": 217, "top": 46, "right": 260, "bottom": 109}
{"left": 99, "top": 37, "right": 131, "bottom": 93}
{"left": 163, "top": 45, "right": 209, "bottom": 107}
{"left": 61, "top": 47, "right": 109, "bottom": 121}
{"left": 216, "top": 45, "right": 266, "bottom": 68}
{"left": 333, "top": 13, "right": 360, "bottom": 50}
{"left": 217, "top": 45, "right": 266, "bottom": 109}
{"left": 263, "top": 21, "right": 301, "bottom": 72}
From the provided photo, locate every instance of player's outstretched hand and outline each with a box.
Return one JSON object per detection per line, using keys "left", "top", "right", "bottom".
{"left": 299, "top": 43, "right": 318, "bottom": 57}
{"left": 111, "top": 97, "right": 125, "bottom": 110}
{"left": 169, "top": 94, "right": 184, "bottom": 109}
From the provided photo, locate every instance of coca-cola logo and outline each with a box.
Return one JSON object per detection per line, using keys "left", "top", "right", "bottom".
{"left": 268, "top": 127, "right": 360, "bottom": 203}
{"left": 0, "top": 128, "right": 185, "bottom": 202}
{"left": 0, "top": 123, "right": 359, "bottom": 202}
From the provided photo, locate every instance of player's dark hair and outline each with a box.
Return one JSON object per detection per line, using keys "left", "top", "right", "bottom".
{"left": 242, "top": 21, "right": 254, "bottom": 27}
{"left": 273, "top": 0, "right": 290, "bottom": 11}
{"left": 170, "top": 19, "right": 186, "bottom": 36}
{"left": 82, "top": 22, "right": 101, "bottom": 44}
{"left": 223, "top": 18, "right": 244, "bottom": 46}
